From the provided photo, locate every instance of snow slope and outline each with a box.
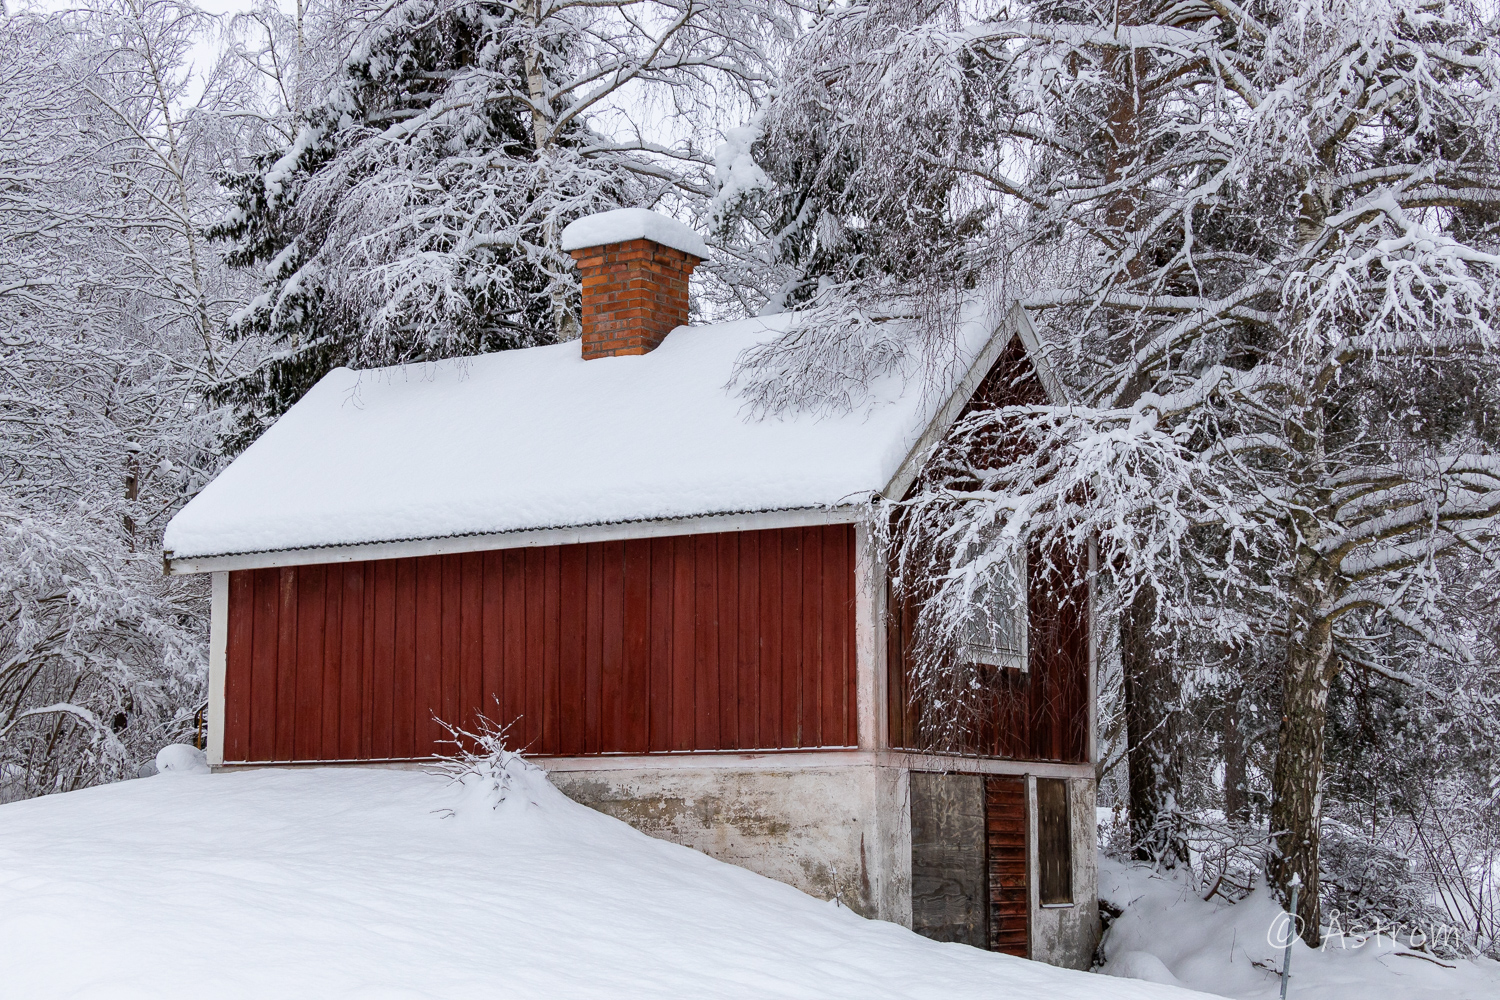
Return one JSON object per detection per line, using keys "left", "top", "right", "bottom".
{"left": 0, "top": 763, "right": 1207, "bottom": 1000}
{"left": 1097, "top": 858, "right": 1500, "bottom": 999}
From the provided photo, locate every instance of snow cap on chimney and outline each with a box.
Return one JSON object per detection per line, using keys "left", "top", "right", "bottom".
{"left": 564, "top": 208, "right": 706, "bottom": 360}
{"left": 561, "top": 208, "right": 710, "bottom": 259}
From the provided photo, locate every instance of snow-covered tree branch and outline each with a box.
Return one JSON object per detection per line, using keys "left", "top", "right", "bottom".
{"left": 729, "top": 0, "right": 1500, "bottom": 942}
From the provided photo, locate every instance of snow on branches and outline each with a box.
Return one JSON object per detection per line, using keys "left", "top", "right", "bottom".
{"left": 0, "top": 516, "right": 205, "bottom": 802}
{"left": 0, "top": 5, "right": 234, "bottom": 799}
{"left": 733, "top": 0, "right": 1500, "bottom": 941}
{"left": 214, "top": 0, "right": 795, "bottom": 446}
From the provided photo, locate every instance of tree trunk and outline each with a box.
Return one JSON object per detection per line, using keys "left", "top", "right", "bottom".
{"left": 126, "top": 0, "right": 217, "bottom": 376}
{"left": 1122, "top": 586, "right": 1188, "bottom": 865}
{"left": 1104, "top": 6, "right": 1189, "bottom": 867}
{"left": 1268, "top": 561, "right": 1337, "bottom": 946}
{"left": 521, "top": 0, "right": 578, "bottom": 343}
{"left": 123, "top": 445, "right": 140, "bottom": 552}
{"left": 1222, "top": 681, "right": 1250, "bottom": 824}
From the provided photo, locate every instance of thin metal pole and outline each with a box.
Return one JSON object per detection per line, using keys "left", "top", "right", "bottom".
{"left": 1280, "top": 879, "right": 1300, "bottom": 1000}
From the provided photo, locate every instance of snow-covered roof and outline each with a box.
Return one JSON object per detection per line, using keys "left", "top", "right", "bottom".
{"left": 560, "top": 208, "right": 710, "bottom": 258}
{"left": 164, "top": 309, "right": 1009, "bottom": 564}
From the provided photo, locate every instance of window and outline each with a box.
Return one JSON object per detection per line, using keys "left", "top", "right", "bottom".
{"left": 1037, "top": 778, "right": 1073, "bottom": 906}
{"left": 960, "top": 548, "right": 1028, "bottom": 672}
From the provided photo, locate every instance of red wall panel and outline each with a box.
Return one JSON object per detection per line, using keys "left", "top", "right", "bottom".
{"left": 885, "top": 542, "right": 1091, "bottom": 763}
{"left": 884, "top": 335, "right": 1092, "bottom": 764}
{"left": 223, "top": 524, "right": 858, "bottom": 762}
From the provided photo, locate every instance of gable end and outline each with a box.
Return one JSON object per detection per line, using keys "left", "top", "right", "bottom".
{"left": 883, "top": 303, "right": 1063, "bottom": 502}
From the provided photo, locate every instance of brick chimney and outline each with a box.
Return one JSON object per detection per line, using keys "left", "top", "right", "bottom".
{"left": 562, "top": 208, "right": 708, "bottom": 359}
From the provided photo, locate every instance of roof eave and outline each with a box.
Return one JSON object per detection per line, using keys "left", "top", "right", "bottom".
{"left": 164, "top": 504, "right": 869, "bottom": 576}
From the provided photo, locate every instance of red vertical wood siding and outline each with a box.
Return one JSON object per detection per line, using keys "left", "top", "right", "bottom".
{"left": 985, "top": 775, "right": 1030, "bottom": 957}
{"left": 222, "top": 524, "right": 858, "bottom": 762}
{"left": 885, "top": 335, "right": 1092, "bottom": 763}
{"left": 885, "top": 540, "right": 1090, "bottom": 762}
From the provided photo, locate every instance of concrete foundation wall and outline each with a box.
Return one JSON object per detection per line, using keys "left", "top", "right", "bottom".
{"left": 545, "top": 758, "right": 1099, "bottom": 969}
{"left": 1029, "top": 777, "right": 1101, "bottom": 969}
{"left": 547, "top": 763, "right": 912, "bottom": 924}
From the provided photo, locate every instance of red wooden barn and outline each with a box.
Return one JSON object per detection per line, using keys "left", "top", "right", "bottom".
{"left": 164, "top": 209, "right": 1098, "bottom": 967}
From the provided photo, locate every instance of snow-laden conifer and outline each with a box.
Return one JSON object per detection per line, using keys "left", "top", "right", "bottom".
{"left": 213, "top": 0, "right": 794, "bottom": 448}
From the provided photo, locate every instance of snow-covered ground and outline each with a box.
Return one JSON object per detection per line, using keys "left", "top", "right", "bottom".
{"left": 6, "top": 759, "right": 1494, "bottom": 999}
{"left": 0, "top": 761, "right": 1198, "bottom": 1000}
{"left": 1097, "top": 858, "right": 1500, "bottom": 999}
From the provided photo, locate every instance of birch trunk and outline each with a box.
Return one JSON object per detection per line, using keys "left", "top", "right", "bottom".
{"left": 522, "top": 0, "right": 577, "bottom": 342}
{"left": 125, "top": 0, "right": 216, "bottom": 376}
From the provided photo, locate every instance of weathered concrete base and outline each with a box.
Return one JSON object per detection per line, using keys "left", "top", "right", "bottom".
{"left": 543, "top": 755, "right": 1100, "bottom": 969}
{"left": 547, "top": 763, "right": 912, "bottom": 923}
{"left": 1029, "top": 777, "right": 1101, "bottom": 969}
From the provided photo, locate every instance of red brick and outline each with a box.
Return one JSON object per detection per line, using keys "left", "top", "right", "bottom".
{"left": 571, "top": 235, "right": 702, "bottom": 359}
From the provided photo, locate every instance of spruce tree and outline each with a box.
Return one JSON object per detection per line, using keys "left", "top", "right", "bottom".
{"left": 211, "top": 1, "right": 625, "bottom": 450}
{"left": 213, "top": 0, "right": 788, "bottom": 450}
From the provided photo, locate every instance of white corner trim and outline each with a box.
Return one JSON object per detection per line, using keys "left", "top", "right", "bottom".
{"left": 853, "top": 522, "right": 889, "bottom": 750}
{"left": 207, "top": 571, "right": 228, "bottom": 767}
{"left": 1087, "top": 537, "right": 1099, "bottom": 769}
{"left": 1027, "top": 772, "right": 1040, "bottom": 960}
{"left": 166, "top": 506, "right": 863, "bottom": 575}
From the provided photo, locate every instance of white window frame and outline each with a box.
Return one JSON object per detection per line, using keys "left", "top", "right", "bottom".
{"left": 959, "top": 547, "right": 1028, "bottom": 672}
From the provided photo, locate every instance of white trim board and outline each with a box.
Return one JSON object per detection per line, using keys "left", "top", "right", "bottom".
{"left": 167, "top": 505, "right": 864, "bottom": 575}
{"left": 1027, "top": 773, "right": 1040, "bottom": 959}
{"left": 1011, "top": 305, "right": 1070, "bottom": 406}
{"left": 207, "top": 571, "right": 228, "bottom": 767}
{"left": 853, "top": 521, "right": 888, "bottom": 751}
{"left": 882, "top": 303, "right": 1066, "bottom": 503}
{"left": 883, "top": 311, "right": 1018, "bottom": 503}
{"left": 211, "top": 750, "right": 1097, "bottom": 779}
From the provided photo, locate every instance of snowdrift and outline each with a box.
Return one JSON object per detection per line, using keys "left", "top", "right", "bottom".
{"left": 1097, "top": 858, "right": 1500, "bottom": 999}
{"left": 0, "top": 762, "right": 1203, "bottom": 1000}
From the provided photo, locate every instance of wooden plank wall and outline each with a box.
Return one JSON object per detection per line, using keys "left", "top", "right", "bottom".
{"left": 985, "top": 775, "right": 1029, "bottom": 957}
{"left": 1036, "top": 777, "right": 1073, "bottom": 905}
{"left": 222, "top": 524, "right": 857, "bottom": 762}
{"left": 885, "top": 334, "right": 1091, "bottom": 763}
{"left": 885, "top": 544, "right": 1090, "bottom": 761}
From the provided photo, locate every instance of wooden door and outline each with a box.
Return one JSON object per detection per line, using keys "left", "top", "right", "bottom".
{"left": 910, "top": 773, "right": 987, "bottom": 947}
{"left": 985, "top": 775, "right": 1029, "bottom": 957}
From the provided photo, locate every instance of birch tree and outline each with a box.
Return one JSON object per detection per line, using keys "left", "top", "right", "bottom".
{"left": 731, "top": 0, "right": 1500, "bottom": 942}
{"left": 0, "top": 3, "right": 244, "bottom": 799}
{"left": 79, "top": 0, "right": 236, "bottom": 376}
